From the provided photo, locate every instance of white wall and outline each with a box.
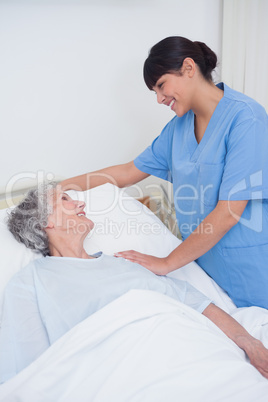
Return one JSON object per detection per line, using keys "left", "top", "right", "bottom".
{"left": 221, "top": 0, "right": 268, "bottom": 111}
{"left": 0, "top": 0, "right": 222, "bottom": 194}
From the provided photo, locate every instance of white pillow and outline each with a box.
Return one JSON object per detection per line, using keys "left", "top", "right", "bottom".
{"left": 76, "top": 184, "right": 181, "bottom": 257}
{"left": 0, "top": 209, "right": 41, "bottom": 316}
{"left": 0, "top": 183, "right": 236, "bottom": 321}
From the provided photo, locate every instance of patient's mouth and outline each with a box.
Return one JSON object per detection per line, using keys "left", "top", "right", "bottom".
{"left": 77, "top": 212, "right": 86, "bottom": 216}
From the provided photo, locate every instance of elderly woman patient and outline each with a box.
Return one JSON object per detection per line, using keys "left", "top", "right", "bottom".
{"left": 1, "top": 183, "right": 268, "bottom": 383}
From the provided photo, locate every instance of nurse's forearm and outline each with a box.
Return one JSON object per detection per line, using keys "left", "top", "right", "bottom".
{"left": 60, "top": 161, "right": 149, "bottom": 191}
{"left": 114, "top": 200, "right": 248, "bottom": 275}
{"left": 165, "top": 200, "right": 248, "bottom": 272}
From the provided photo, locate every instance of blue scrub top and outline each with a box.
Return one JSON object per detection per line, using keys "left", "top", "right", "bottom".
{"left": 135, "top": 83, "right": 268, "bottom": 309}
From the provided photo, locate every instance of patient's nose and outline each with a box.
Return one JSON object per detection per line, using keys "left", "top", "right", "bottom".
{"left": 77, "top": 200, "right": 86, "bottom": 209}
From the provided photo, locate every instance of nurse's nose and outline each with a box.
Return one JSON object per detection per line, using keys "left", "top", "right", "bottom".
{"left": 156, "top": 92, "right": 166, "bottom": 104}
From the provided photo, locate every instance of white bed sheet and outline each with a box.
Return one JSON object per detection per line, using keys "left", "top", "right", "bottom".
{"left": 0, "top": 290, "right": 267, "bottom": 402}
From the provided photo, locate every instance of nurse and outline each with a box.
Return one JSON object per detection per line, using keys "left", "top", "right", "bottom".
{"left": 61, "top": 36, "right": 268, "bottom": 309}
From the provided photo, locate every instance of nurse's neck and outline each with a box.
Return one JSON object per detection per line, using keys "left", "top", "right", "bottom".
{"left": 192, "top": 80, "right": 224, "bottom": 143}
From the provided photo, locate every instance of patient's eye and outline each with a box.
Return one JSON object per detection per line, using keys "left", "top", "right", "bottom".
{"left": 61, "top": 195, "right": 68, "bottom": 201}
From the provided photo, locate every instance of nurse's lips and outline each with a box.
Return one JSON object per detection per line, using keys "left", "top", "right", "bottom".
{"left": 167, "top": 99, "right": 175, "bottom": 110}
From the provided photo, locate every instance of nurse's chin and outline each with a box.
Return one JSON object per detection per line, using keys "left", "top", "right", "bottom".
{"left": 172, "top": 104, "right": 188, "bottom": 118}
{"left": 174, "top": 109, "right": 187, "bottom": 118}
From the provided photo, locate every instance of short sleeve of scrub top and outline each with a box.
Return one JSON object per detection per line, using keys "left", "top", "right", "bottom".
{"left": 134, "top": 116, "right": 177, "bottom": 182}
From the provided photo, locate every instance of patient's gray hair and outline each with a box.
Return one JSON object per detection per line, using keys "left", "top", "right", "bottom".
{"left": 7, "top": 182, "right": 57, "bottom": 256}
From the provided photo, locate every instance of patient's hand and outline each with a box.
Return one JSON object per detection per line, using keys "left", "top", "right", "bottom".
{"left": 114, "top": 251, "right": 168, "bottom": 275}
{"left": 203, "top": 304, "right": 268, "bottom": 379}
{"left": 245, "top": 339, "right": 268, "bottom": 379}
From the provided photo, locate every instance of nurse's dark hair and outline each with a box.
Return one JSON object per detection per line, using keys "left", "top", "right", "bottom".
{"left": 7, "top": 181, "right": 57, "bottom": 257}
{"left": 143, "top": 36, "right": 217, "bottom": 90}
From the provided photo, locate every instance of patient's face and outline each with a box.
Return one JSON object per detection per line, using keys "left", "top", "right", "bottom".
{"left": 47, "top": 186, "right": 94, "bottom": 236}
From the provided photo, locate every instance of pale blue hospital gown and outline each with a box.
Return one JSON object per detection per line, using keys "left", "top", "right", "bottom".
{"left": 0, "top": 253, "right": 211, "bottom": 383}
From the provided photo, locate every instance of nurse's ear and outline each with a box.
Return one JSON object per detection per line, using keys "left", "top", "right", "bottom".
{"left": 181, "top": 58, "right": 196, "bottom": 78}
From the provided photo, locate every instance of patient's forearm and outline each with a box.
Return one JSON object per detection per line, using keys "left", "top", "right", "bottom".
{"left": 61, "top": 161, "right": 149, "bottom": 191}
{"left": 203, "top": 304, "right": 268, "bottom": 378}
{"left": 203, "top": 304, "right": 255, "bottom": 350}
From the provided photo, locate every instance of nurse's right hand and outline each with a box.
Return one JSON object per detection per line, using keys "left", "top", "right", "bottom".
{"left": 114, "top": 250, "right": 169, "bottom": 276}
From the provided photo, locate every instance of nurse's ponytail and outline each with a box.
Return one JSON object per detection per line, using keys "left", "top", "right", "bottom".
{"left": 194, "top": 41, "right": 217, "bottom": 79}
{"left": 144, "top": 36, "right": 218, "bottom": 90}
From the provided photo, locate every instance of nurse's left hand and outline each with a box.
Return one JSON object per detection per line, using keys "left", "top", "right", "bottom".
{"left": 114, "top": 250, "right": 169, "bottom": 275}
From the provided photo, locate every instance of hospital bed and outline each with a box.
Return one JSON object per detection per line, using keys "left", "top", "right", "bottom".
{"left": 0, "top": 183, "right": 268, "bottom": 401}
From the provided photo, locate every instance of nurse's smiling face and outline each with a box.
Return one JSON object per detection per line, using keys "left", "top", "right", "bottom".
{"left": 153, "top": 59, "right": 196, "bottom": 117}
{"left": 153, "top": 73, "right": 192, "bottom": 117}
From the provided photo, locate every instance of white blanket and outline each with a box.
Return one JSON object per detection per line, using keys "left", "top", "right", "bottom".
{"left": 0, "top": 290, "right": 268, "bottom": 402}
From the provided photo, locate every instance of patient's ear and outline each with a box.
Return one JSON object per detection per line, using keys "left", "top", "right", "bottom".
{"left": 45, "top": 218, "right": 55, "bottom": 229}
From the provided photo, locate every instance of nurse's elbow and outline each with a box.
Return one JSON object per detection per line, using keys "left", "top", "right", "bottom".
{"left": 216, "top": 200, "right": 248, "bottom": 229}
{"left": 225, "top": 214, "right": 241, "bottom": 231}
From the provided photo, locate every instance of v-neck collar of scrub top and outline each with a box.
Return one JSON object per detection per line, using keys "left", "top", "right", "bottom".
{"left": 186, "top": 82, "right": 229, "bottom": 162}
